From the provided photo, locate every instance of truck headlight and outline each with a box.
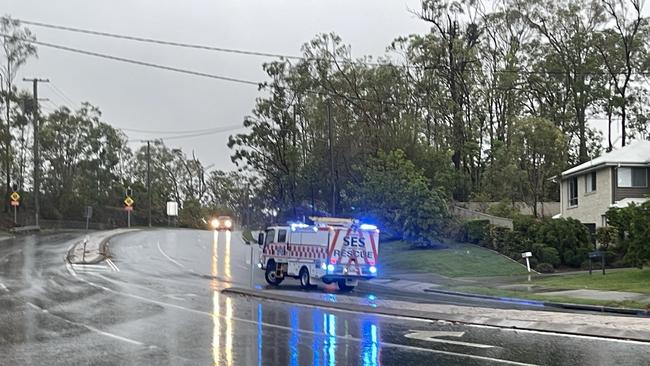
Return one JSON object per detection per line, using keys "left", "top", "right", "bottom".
{"left": 320, "top": 262, "right": 327, "bottom": 270}
{"left": 369, "top": 266, "right": 377, "bottom": 274}
{"left": 327, "top": 264, "right": 335, "bottom": 272}
{"left": 210, "top": 218, "right": 219, "bottom": 228}
{"left": 224, "top": 219, "right": 232, "bottom": 228}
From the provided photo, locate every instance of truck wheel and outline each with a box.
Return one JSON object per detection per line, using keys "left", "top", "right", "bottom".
{"left": 265, "top": 261, "right": 283, "bottom": 286}
{"left": 337, "top": 279, "right": 355, "bottom": 292}
{"left": 299, "top": 267, "right": 311, "bottom": 289}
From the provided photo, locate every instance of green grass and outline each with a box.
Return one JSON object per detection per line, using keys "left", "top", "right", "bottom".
{"left": 449, "top": 285, "right": 649, "bottom": 310}
{"left": 380, "top": 240, "right": 529, "bottom": 278}
{"left": 534, "top": 268, "right": 650, "bottom": 294}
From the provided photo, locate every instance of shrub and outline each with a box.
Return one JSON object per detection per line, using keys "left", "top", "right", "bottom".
{"left": 486, "top": 200, "right": 518, "bottom": 219}
{"left": 596, "top": 226, "right": 618, "bottom": 250}
{"left": 459, "top": 219, "right": 490, "bottom": 244}
{"left": 536, "top": 262, "right": 555, "bottom": 273}
{"left": 534, "top": 218, "right": 593, "bottom": 267}
{"left": 540, "top": 246, "right": 561, "bottom": 267}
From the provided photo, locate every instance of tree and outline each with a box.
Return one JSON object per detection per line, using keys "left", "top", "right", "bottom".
{"left": 0, "top": 16, "right": 37, "bottom": 211}
{"left": 349, "top": 149, "right": 449, "bottom": 245}
{"left": 510, "top": 117, "right": 566, "bottom": 216}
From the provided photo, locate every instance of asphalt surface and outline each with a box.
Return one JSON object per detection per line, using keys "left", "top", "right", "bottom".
{"left": 0, "top": 229, "right": 648, "bottom": 365}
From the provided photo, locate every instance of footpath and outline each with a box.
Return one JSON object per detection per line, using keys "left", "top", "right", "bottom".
{"left": 66, "top": 228, "right": 139, "bottom": 264}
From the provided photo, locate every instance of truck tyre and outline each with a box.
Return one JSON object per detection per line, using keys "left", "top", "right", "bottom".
{"left": 265, "top": 261, "right": 283, "bottom": 286}
{"left": 337, "top": 279, "right": 355, "bottom": 292}
{"left": 299, "top": 267, "right": 311, "bottom": 289}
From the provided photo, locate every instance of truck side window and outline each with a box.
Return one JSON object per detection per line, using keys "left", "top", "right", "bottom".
{"left": 265, "top": 229, "right": 275, "bottom": 245}
{"left": 277, "top": 229, "right": 287, "bottom": 243}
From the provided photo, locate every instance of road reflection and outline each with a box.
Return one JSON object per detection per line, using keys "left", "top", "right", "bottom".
{"left": 209, "top": 229, "right": 383, "bottom": 365}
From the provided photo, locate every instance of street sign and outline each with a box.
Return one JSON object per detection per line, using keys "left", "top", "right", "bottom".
{"left": 10, "top": 200, "right": 19, "bottom": 207}
{"left": 83, "top": 206, "right": 93, "bottom": 219}
{"left": 124, "top": 196, "right": 134, "bottom": 207}
{"left": 10, "top": 191, "right": 20, "bottom": 202}
{"left": 521, "top": 252, "right": 532, "bottom": 258}
{"left": 124, "top": 206, "right": 134, "bottom": 212}
{"left": 166, "top": 201, "right": 178, "bottom": 216}
{"left": 588, "top": 251, "right": 603, "bottom": 258}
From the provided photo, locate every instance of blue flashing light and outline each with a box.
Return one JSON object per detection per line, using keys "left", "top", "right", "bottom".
{"left": 327, "top": 264, "right": 335, "bottom": 272}
{"left": 290, "top": 223, "right": 310, "bottom": 232}
{"left": 369, "top": 265, "right": 377, "bottom": 274}
{"left": 360, "top": 224, "right": 378, "bottom": 231}
{"left": 367, "top": 294, "right": 376, "bottom": 301}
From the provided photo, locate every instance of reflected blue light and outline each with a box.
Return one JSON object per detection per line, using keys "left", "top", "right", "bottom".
{"left": 257, "top": 304, "right": 263, "bottom": 366}
{"left": 361, "top": 317, "right": 380, "bottom": 366}
{"left": 325, "top": 313, "right": 336, "bottom": 366}
{"left": 367, "top": 294, "right": 376, "bottom": 301}
{"left": 312, "top": 310, "right": 323, "bottom": 366}
{"left": 323, "top": 293, "right": 337, "bottom": 303}
{"left": 360, "top": 224, "right": 378, "bottom": 231}
{"left": 290, "top": 308, "right": 299, "bottom": 366}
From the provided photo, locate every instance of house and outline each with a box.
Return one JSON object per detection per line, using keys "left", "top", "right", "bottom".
{"left": 557, "top": 140, "right": 650, "bottom": 228}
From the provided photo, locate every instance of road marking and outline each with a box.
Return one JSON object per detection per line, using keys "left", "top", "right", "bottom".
{"left": 156, "top": 241, "right": 185, "bottom": 268}
{"left": 106, "top": 258, "right": 120, "bottom": 272}
{"left": 404, "top": 330, "right": 495, "bottom": 349}
{"left": 75, "top": 275, "right": 534, "bottom": 365}
{"left": 26, "top": 302, "right": 149, "bottom": 347}
{"left": 0, "top": 283, "right": 8, "bottom": 292}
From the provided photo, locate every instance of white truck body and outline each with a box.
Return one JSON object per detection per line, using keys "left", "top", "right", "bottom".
{"left": 258, "top": 218, "right": 380, "bottom": 290}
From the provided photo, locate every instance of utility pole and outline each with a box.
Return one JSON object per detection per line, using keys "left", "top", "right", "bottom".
{"left": 2, "top": 71, "right": 8, "bottom": 214}
{"left": 326, "top": 100, "right": 336, "bottom": 216}
{"left": 147, "top": 140, "right": 152, "bottom": 227}
{"left": 23, "top": 78, "right": 49, "bottom": 227}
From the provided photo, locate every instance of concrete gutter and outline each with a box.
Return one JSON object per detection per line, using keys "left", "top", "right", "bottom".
{"left": 222, "top": 287, "right": 650, "bottom": 343}
{"left": 66, "top": 229, "right": 140, "bottom": 264}
{"left": 9, "top": 225, "right": 41, "bottom": 234}
{"left": 423, "top": 288, "right": 649, "bottom": 317}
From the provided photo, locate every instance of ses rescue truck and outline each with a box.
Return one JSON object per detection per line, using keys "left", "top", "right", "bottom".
{"left": 257, "top": 217, "right": 380, "bottom": 291}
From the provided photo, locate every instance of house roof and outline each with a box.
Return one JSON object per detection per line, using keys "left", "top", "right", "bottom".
{"left": 610, "top": 197, "right": 650, "bottom": 208}
{"left": 560, "top": 140, "right": 650, "bottom": 178}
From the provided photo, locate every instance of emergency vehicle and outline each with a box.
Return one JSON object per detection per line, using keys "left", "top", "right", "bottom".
{"left": 257, "top": 217, "right": 380, "bottom": 291}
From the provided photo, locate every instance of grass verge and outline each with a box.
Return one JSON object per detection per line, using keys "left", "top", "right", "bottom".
{"left": 447, "top": 285, "right": 649, "bottom": 310}
{"left": 533, "top": 268, "right": 650, "bottom": 294}
{"left": 380, "top": 240, "right": 529, "bottom": 278}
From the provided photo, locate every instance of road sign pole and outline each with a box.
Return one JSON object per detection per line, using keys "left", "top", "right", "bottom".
{"left": 249, "top": 244, "right": 255, "bottom": 288}
{"left": 127, "top": 210, "right": 131, "bottom": 228}
{"left": 13, "top": 205, "right": 16, "bottom": 224}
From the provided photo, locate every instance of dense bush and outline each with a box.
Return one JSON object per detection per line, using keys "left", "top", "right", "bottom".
{"left": 459, "top": 219, "right": 490, "bottom": 244}
{"left": 534, "top": 218, "right": 593, "bottom": 265}
{"left": 535, "top": 262, "right": 555, "bottom": 273}
{"left": 596, "top": 226, "right": 618, "bottom": 250}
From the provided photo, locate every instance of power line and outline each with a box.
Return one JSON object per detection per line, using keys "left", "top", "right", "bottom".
{"left": 17, "top": 18, "right": 395, "bottom": 67}
{"left": 129, "top": 125, "right": 246, "bottom": 142}
{"left": 118, "top": 124, "right": 242, "bottom": 134}
{"left": 0, "top": 33, "right": 261, "bottom": 86}
{"left": 47, "top": 82, "right": 76, "bottom": 106}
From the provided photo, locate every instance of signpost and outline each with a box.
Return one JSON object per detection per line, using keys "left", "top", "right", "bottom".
{"left": 521, "top": 251, "right": 532, "bottom": 273}
{"left": 83, "top": 206, "right": 93, "bottom": 230}
{"left": 166, "top": 201, "right": 178, "bottom": 226}
{"left": 124, "top": 194, "right": 134, "bottom": 228}
{"left": 588, "top": 251, "right": 605, "bottom": 275}
{"left": 10, "top": 191, "right": 20, "bottom": 224}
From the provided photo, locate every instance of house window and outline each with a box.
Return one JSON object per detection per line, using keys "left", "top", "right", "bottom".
{"left": 585, "top": 171, "right": 597, "bottom": 193}
{"left": 617, "top": 167, "right": 647, "bottom": 188}
{"left": 568, "top": 176, "right": 578, "bottom": 207}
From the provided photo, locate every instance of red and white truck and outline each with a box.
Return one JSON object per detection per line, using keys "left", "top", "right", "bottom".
{"left": 257, "top": 217, "right": 380, "bottom": 291}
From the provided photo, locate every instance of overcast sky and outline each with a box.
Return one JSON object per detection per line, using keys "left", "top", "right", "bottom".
{"left": 1, "top": 0, "right": 430, "bottom": 171}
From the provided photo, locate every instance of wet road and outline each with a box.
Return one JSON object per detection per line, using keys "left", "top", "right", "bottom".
{"left": 0, "top": 230, "right": 649, "bottom": 365}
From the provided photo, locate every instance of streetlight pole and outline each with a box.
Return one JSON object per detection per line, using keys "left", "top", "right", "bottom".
{"left": 147, "top": 140, "right": 151, "bottom": 227}
{"left": 23, "top": 78, "right": 49, "bottom": 227}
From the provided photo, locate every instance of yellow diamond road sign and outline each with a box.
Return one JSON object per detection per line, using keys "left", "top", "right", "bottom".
{"left": 10, "top": 192, "right": 20, "bottom": 202}
{"left": 124, "top": 196, "right": 134, "bottom": 207}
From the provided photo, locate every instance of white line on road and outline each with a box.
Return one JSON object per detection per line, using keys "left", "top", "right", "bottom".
{"left": 156, "top": 241, "right": 185, "bottom": 268}
{"left": 404, "top": 330, "right": 495, "bottom": 349}
{"left": 26, "top": 302, "right": 149, "bottom": 347}
{"left": 75, "top": 275, "right": 536, "bottom": 366}
{"left": 106, "top": 258, "right": 120, "bottom": 272}
{"left": 0, "top": 283, "right": 8, "bottom": 292}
